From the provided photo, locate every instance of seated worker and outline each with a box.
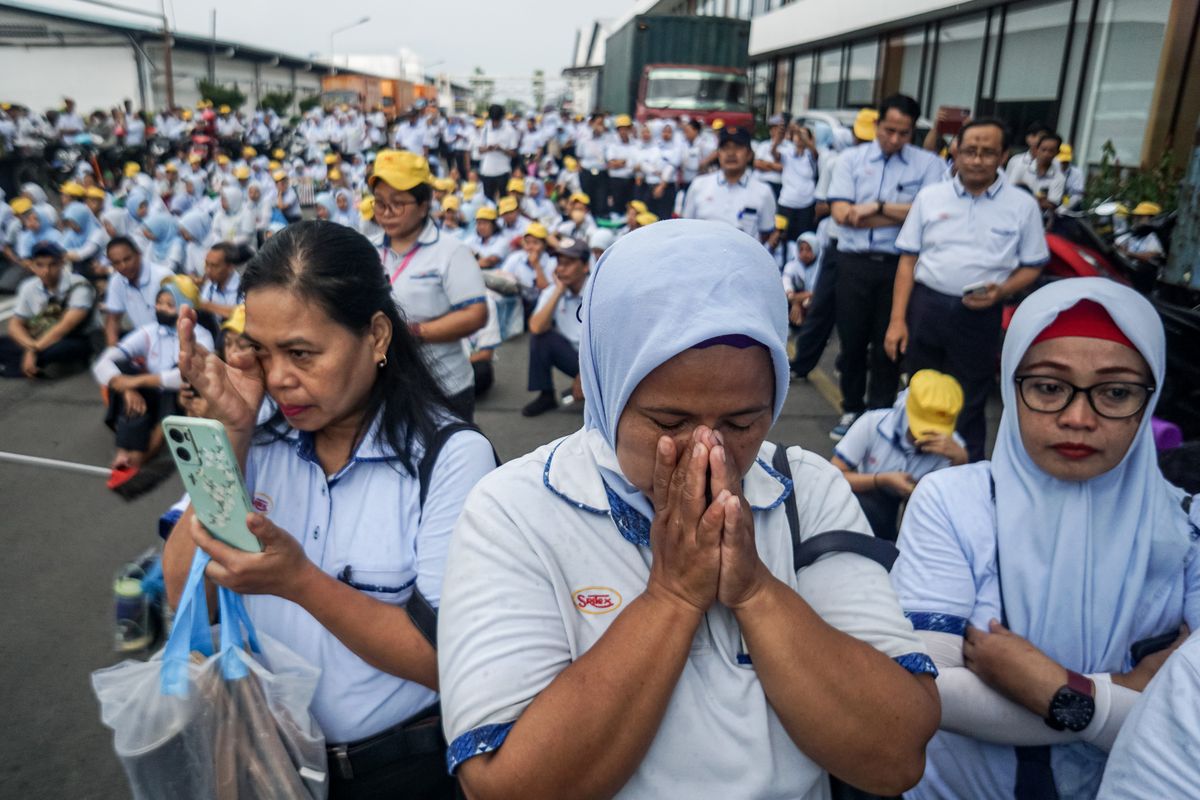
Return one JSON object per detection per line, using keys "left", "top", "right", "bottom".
{"left": 765, "top": 213, "right": 793, "bottom": 269}
{"left": 1114, "top": 202, "right": 1164, "bottom": 262}
{"left": 466, "top": 206, "right": 509, "bottom": 269}
{"left": 550, "top": 192, "right": 596, "bottom": 248}
{"left": 521, "top": 235, "right": 590, "bottom": 417}
{"left": 92, "top": 276, "right": 214, "bottom": 481}
{"left": 103, "top": 236, "right": 174, "bottom": 347}
{"left": 438, "top": 196, "right": 468, "bottom": 240}
{"left": 198, "top": 242, "right": 242, "bottom": 321}
{"left": 0, "top": 241, "right": 95, "bottom": 378}
{"left": 831, "top": 369, "right": 968, "bottom": 541}
{"left": 500, "top": 222, "right": 556, "bottom": 317}
{"left": 497, "top": 194, "right": 530, "bottom": 245}
{"left": 782, "top": 231, "right": 822, "bottom": 330}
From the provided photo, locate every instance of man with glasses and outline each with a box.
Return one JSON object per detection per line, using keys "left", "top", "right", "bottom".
{"left": 885, "top": 118, "right": 1049, "bottom": 461}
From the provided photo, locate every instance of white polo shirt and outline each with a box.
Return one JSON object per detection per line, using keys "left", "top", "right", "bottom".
{"left": 104, "top": 261, "right": 174, "bottom": 329}
{"left": 500, "top": 250, "right": 556, "bottom": 294}
{"left": 14, "top": 270, "right": 95, "bottom": 320}
{"left": 378, "top": 219, "right": 487, "bottom": 396}
{"left": 576, "top": 132, "right": 610, "bottom": 173}
{"left": 201, "top": 270, "right": 241, "bottom": 307}
{"left": 681, "top": 170, "right": 777, "bottom": 238}
{"left": 93, "top": 321, "right": 214, "bottom": 390}
{"left": 635, "top": 143, "right": 675, "bottom": 185}
{"left": 439, "top": 432, "right": 932, "bottom": 797}
{"left": 605, "top": 138, "right": 640, "bottom": 180}
{"left": 478, "top": 123, "right": 519, "bottom": 177}
{"left": 532, "top": 280, "right": 585, "bottom": 349}
{"left": 895, "top": 174, "right": 1049, "bottom": 296}
{"left": 833, "top": 407, "right": 962, "bottom": 481}
{"left": 464, "top": 231, "right": 511, "bottom": 265}
{"left": 753, "top": 138, "right": 784, "bottom": 186}
{"left": 241, "top": 417, "right": 495, "bottom": 744}
{"left": 779, "top": 145, "right": 819, "bottom": 209}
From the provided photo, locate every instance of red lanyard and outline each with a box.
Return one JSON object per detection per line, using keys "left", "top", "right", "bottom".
{"left": 385, "top": 244, "right": 422, "bottom": 285}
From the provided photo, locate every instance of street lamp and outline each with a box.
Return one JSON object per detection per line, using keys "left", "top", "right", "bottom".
{"left": 329, "top": 16, "right": 370, "bottom": 75}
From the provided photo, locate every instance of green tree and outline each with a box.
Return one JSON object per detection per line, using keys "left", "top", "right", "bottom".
{"left": 1085, "top": 140, "right": 1182, "bottom": 213}
{"left": 259, "top": 91, "right": 294, "bottom": 116}
{"left": 197, "top": 79, "right": 247, "bottom": 110}
{"left": 298, "top": 94, "right": 322, "bottom": 114}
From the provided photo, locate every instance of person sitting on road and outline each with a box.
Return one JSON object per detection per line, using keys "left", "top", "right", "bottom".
{"left": 831, "top": 369, "right": 967, "bottom": 541}
{"left": 891, "top": 278, "right": 1200, "bottom": 799}
{"left": 197, "top": 242, "right": 242, "bottom": 322}
{"left": 500, "top": 222, "right": 556, "bottom": 319}
{"left": 438, "top": 219, "right": 939, "bottom": 800}
{"left": 0, "top": 241, "right": 95, "bottom": 379}
{"left": 465, "top": 206, "right": 508, "bottom": 269}
{"left": 497, "top": 194, "right": 529, "bottom": 244}
{"left": 92, "top": 275, "right": 213, "bottom": 480}
{"left": 10, "top": 198, "right": 65, "bottom": 269}
{"left": 102, "top": 236, "right": 174, "bottom": 348}
{"left": 782, "top": 231, "right": 822, "bottom": 331}
{"left": 550, "top": 192, "right": 596, "bottom": 248}
{"left": 520, "top": 235, "right": 590, "bottom": 418}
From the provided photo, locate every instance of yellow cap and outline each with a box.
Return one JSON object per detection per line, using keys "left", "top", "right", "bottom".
{"left": 359, "top": 196, "right": 375, "bottom": 218}
{"left": 242, "top": 146, "right": 256, "bottom": 158}
{"left": 86, "top": 187, "right": 106, "bottom": 200}
{"left": 474, "top": 118, "right": 485, "bottom": 127}
{"left": 60, "top": 181, "right": 85, "bottom": 198}
{"left": 475, "top": 206, "right": 498, "bottom": 221}
{"left": 525, "top": 221, "right": 548, "bottom": 239}
{"left": 853, "top": 108, "right": 879, "bottom": 141}
{"left": 164, "top": 162, "right": 178, "bottom": 172}
{"left": 368, "top": 149, "right": 432, "bottom": 192}
{"left": 219, "top": 104, "right": 231, "bottom": 114}
{"left": 234, "top": 165, "right": 251, "bottom": 180}
{"left": 711, "top": 119, "right": 725, "bottom": 130}
{"left": 324, "top": 153, "right": 338, "bottom": 165}
{"left": 181, "top": 109, "right": 193, "bottom": 121}
{"left": 328, "top": 169, "right": 342, "bottom": 181}
{"left": 506, "top": 176, "right": 526, "bottom": 194}
{"left": 1057, "top": 143, "right": 1073, "bottom": 162}
{"left": 221, "top": 304, "right": 246, "bottom": 334}
{"left": 1132, "top": 201, "right": 1162, "bottom": 216}
{"left": 461, "top": 181, "right": 478, "bottom": 199}
{"left": 1113, "top": 204, "right": 1129, "bottom": 216}
{"left": 433, "top": 177, "right": 456, "bottom": 192}
{"left": 124, "top": 162, "right": 141, "bottom": 178}
{"left": 497, "top": 196, "right": 518, "bottom": 215}
{"left": 906, "top": 370, "right": 964, "bottom": 438}
{"left": 272, "top": 148, "right": 285, "bottom": 159}
{"left": 628, "top": 199, "right": 648, "bottom": 214}
{"left": 217, "top": 154, "right": 231, "bottom": 165}
{"left": 614, "top": 114, "right": 633, "bottom": 128}
{"left": 10, "top": 197, "right": 33, "bottom": 215}
{"left": 569, "top": 191, "right": 591, "bottom": 206}
{"left": 441, "top": 195, "right": 460, "bottom": 211}
{"left": 775, "top": 214, "right": 788, "bottom": 231}
{"left": 268, "top": 160, "right": 281, "bottom": 171}
{"left": 635, "top": 211, "right": 659, "bottom": 226}
{"left": 272, "top": 169, "right": 287, "bottom": 182}
{"left": 564, "top": 156, "right": 578, "bottom": 170}
{"left": 165, "top": 274, "right": 201, "bottom": 305}
{"left": 188, "top": 153, "right": 202, "bottom": 163}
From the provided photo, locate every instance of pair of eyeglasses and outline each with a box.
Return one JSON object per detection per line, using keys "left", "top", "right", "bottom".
{"left": 374, "top": 198, "right": 419, "bottom": 216}
{"left": 1014, "top": 375, "right": 1155, "bottom": 419}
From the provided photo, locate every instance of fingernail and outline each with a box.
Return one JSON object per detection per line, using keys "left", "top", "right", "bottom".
{"left": 694, "top": 442, "right": 705, "bottom": 458}
{"left": 716, "top": 489, "right": 731, "bottom": 503}
{"left": 658, "top": 437, "right": 671, "bottom": 455}
{"left": 713, "top": 430, "right": 724, "bottom": 446}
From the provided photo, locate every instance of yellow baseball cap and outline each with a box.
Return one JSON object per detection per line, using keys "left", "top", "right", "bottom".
{"left": 60, "top": 181, "right": 85, "bottom": 198}
{"left": 218, "top": 104, "right": 231, "bottom": 114}
{"left": 564, "top": 156, "right": 578, "bottom": 170}
{"left": 525, "top": 221, "right": 548, "bottom": 239}
{"left": 497, "top": 196, "right": 518, "bottom": 215}
{"left": 268, "top": 160, "right": 281, "bottom": 171}
{"left": 461, "top": 181, "right": 478, "bottom": 199}
{"left": 368, "top": 149, "right": 432, "bottom": 192}
{"left": 164, "top": 162, "right": 178, "bottom": 173}
{"left": 165, "top": 274, "right": 201, "bottom": 305}
{"left": 506, "top": 176, "right": 526, "bottom": 194}
{"left": 272, "top": 148, "right": 286, "bottom": 159}
{"left": 324, "top": 153, "right": 339, "bottom": 165}
{"left": 328, "top": 169, "right": 342, "bottom": 181}
{"left": 359, "top": 196, "right": 375, "bottom": 218}
{"left": 1132, "top": 201, "right": 1162, "bottom": 216}
{"left": 272, "top": 169, "right": 287, "bottom": 182}
{"left": 475, "top": 206, "right": 498, "bottom": 221}
{"left": 775, "top": 214, "right": 788, "bottom": 231}
{"left": 1057, "top": 143, "right": 1073, "bottom": 163}
{"left": 86, "top": 187, "right": 107, "bottom": 200}
{"left": 628, "top": 199, "right": 648, "bottom": 214}
{"left": 711, "top": 119, "right": 725, "bottom": 130}
{"left": 614, "top": 114, "right": 633, "bottom": 128}
{"left": 474, "top": 118, "right": 485, "bottom": 128}
{"left": 217, "top": 154, "right": 231, "bottom": 165}
{"left": 181, "top": 109, "right": 193, "bottom": 121}
{"left": 853, "top": 108, "right": 879, "bottom": 141}
{"left": 242, "top": 146, "right": 256, "bottom": 158}
{"left": 569, "top": 191, "right": 591, "bottom": 206}
{"left": 234, "top": 165, "right": 251, "bottom": 180}
{"left": 124, "top": 162, "right": 141, "bottom": 178}
{"left": 433, "top": 177, "right": 456, "bottom": 192}
{"left": 10, "top": 197, "right": 33, "bottom": 215}
{"left": 906, "top": 370, "right": 964, "bottom": 438}
{"left": 441, "top": 195, "right": 460, "bottom": 211}
{"left": 635, "top": 212, "right": 659, "bottom": 226}
{"left": 221, "top": 304, "right": 246, "bottom": 334}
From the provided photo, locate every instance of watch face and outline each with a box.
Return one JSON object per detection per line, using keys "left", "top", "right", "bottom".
{"left": 1051, "top": 689, "right": 1095, "bottom": 732}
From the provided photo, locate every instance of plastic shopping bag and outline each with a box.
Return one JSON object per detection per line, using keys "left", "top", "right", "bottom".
{"left": 92, "top": 550, "right": 328, "bottom": 799}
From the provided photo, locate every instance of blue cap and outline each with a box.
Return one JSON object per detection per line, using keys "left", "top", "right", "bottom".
{"left": 31, "top": 241, "right": 65, "bottom": 259}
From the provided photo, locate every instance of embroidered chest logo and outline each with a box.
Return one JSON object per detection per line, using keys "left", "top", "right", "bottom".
{"left": 572, "top": 586, "right": 623, "bottom": 615}
{"left": 252, "top": 492, "right": 273, "bottom": 514}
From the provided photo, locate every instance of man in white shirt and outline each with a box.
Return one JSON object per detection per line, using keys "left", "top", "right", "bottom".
{"left": 478, "top": 105, "right": 518, "bottom": 202}
{"left": 753, "top": 115, "right": 787, "bottom": 201}
{"left": 1007, "top": 131, "right": 1066, "bottom": 215}
{"left": 605, "top": 116, "right": 639, "bottom": 218}
{"left": 575, "top": 115, "right": 610, "bottom": 217}
{"left": 0, "top": 241, "right": 94, "bottom": 378}
{"left": 521, "top": 236, "right": 589, "bottom": 417}
{"left": 103, "top": 236, "right": 174, "bottom": 347}
{"left": 55, "top": 98, "right": 85, "bottom": 140}
{"left": 885, "top": 118, "right": 1049, "bottom": 460}
{"left": 198, "top": 242, "right": 242, "bottom": 321}
{"left": 681, "top": 126, "right": 776, "bottom": 240}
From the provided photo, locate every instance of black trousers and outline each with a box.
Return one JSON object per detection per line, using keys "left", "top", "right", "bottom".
{"left": 472, "top": 359, "right": 495, "bottom": 397}
{"left": 528, "top": 329, "right": 579, "bottom": 392}
{"left": 635, "top": 182, "right": 677, "bottom": 220}
{"left": 607, "top": 176, "right": 634, "bottom": 217}
{"left": 105, "top": 386, "right": 180, "bottom": 452}
{"left": 0, "top": 334, "right": 92, "bottom": 378}
{"left": 579, "top": 169, "right": 608, "bottom": 211}
{"left": 481, "top": 173, "right": 510, "bottom": 203}
{"left": 905, "top": 283, "right": 1002, "bottom": 462}
{"left": 856, "top": 489, "right": 902, "bottom": 543}
{"left": 790, "top": 242, "right": 839, "bottom": 377}
{"left": 778, "top": 203, "right": 817, "bottom": 239}
{"left": 835, "top": 251, "right": 901, "bottom": 415}
{"left": 447, "top": 386, "right": 476, "bottom": 424}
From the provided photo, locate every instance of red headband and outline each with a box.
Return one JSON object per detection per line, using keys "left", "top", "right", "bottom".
{"left": 1030, "top": 300, "right": 1135, "bottom": 349}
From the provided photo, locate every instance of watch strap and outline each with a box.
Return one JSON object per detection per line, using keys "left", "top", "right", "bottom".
{"left": 1065, "top": 669, "right": 1093, "bottom": 697}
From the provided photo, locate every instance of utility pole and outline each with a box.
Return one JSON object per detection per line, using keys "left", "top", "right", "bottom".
{"left": 160, "top": 0, "right": 174, "bottom": 108}
{"left": 209, "top": 9, "right": 217, "bottom": 83}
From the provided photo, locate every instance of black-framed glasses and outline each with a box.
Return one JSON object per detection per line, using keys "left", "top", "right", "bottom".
{"left": 374, "top": 197, "right": 419, "bottom": 216}
{"left": 1014, "top": 375, "right": 1155, "bottom": 419}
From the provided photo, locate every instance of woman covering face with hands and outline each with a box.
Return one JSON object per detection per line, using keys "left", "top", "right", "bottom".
{"left": 438, "top": 219, "right": 939, "bottom": 800}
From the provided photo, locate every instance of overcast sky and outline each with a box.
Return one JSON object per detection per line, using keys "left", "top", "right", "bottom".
{"left": 35, "top": 0, "right": 631, "bottom": 98}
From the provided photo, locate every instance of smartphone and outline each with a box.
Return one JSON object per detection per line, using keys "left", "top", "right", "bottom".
{"left": 935, "top": 106, "right": 971, "bottom": 138}
{"left": 1130, "top": 629, "right": 1181, "bottom": 666}
{"left": 962, "top": 280, "right": 990, "bottom": 297}
{"left": 161, "top": 415, "right": 262, "bottom": 552}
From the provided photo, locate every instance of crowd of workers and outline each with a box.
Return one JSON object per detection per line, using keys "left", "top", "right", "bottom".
{"left": 1, "top": 91, "right": 1197, "bottom": 800}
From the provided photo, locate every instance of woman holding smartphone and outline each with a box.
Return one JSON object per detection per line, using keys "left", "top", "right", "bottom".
{"left": 891, "top": 278, "right": 1200, "bottom": 799}
{"left": 437, "top": 220, "right": 939, "bottom": 799}
{"left": 163, "top": 220, "right": 496, "bottom": 799}
{"left": 776, "top": 123, "right": 821, "bottom": 238}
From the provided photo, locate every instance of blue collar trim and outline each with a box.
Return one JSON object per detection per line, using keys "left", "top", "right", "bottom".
{"left": 541, "top": 440, "right": 608, "bottom": 515}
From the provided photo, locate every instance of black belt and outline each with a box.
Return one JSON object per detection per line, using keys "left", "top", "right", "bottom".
{"left": 327, "top": 705, "right": 445, "bottom": 781}
{"left": 838, "top": 250, "right": 898, "bottom": 263}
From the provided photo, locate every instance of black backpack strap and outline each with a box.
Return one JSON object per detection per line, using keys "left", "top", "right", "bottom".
{"left": 407, "top": 587, "right": 439, "bottom": 649}
{"left": 772, "top": 442, "right": 899, "bottom": 573}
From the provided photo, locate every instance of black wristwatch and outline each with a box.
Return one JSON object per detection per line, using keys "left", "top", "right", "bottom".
{"left": 1045, "top": 670, "right": 1095, "bottom": 732}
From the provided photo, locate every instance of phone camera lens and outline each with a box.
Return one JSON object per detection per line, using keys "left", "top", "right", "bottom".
{"left": 168, "top": 429, "right": 184, "bottom": 443}
{"left": 176, "top": 448, "right": 191, "bottom": 462}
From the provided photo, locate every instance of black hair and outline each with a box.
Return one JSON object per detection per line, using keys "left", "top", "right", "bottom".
{"left": 1159, "top": 443, "right": 1200, "bottom": 494}
{"left": 106, "top": 235, "right": 139, "bottom": 256}
{"left": 488, "top": 104, "right": 505, "bottom": 121}
{"left": 1037, "top": 131, "right": 1064, "bottom": 150}
{"left": 1025, "top": 120, "right": 1049, "bottom": 137}
{"left": 408, "top": 182, "right": 432, "bottom": 207}
{"left": 209, "top": 241, "right": 239, "bottom": 265}
{"left": 685, "top": 119, "right": 702, "bottom": 133}
{"left": 878, "top": 94, "right": 921, "bottom": 125}
{"left": 241, "top": 220, "right": 456, "bottom": 475}
{"left": 957, "top": 117, "right": 1010, "bottom": 151}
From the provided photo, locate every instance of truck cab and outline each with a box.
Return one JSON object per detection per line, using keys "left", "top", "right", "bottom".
{"left": 636, "top": 64, "right": 751, "bottom": 128}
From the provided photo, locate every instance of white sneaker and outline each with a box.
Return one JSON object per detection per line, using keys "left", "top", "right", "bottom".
{"left": 829, "top": 412, "right": 859, "bottom": 442}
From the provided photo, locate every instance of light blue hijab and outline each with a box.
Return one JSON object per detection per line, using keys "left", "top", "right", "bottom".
{"left": 62, "top": 203, "right": 100, "bottom": 250}
{"left": 126, "top": 188, "right": 150, "bottom": 224}
{"left": 179, "top": 208, "right": 212, "bottom": 245}
{"left": 996, "top": 277, "right": 1191, "bottom": 660}
{"left": 579, "top": 219, "right": 790, "bottom": 514}
{"left": 314, "top": 191, "right": 338, "bottom": 220}
{"left": 142, "top": 212, "right": 180, "bottom": 263}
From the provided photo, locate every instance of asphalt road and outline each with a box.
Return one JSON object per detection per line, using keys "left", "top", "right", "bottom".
{"left": 0, "top": 330, "right": 861, "bottom": 798}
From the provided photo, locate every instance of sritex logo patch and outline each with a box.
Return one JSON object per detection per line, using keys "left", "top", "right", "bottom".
{"left": 252, "top": 492, "right": 273, "bottom": 513}
{"left": 572, "top": 586, "right": 622, "bottom": 614}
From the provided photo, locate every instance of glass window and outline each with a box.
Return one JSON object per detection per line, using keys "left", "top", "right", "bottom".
{"left": 995, "top": 0, "right": 1073, "bottom": 100}
{"left": 845, "top": 39, "right": 879, "bottom": 106}
{"left": 790, "top": 53, "right": 814, "bottom": 115}
{"left": 929, "top": 14, "right": 987, "bottom": 116}
{"left": 814, "top": 46, "right": 843, "bottom": 108}
{"left": 751, "top": 62, "right": 771, "bottom": 121}
{"left": 773, "top": 58, "right": 791, "bottom": 114}
{"left": 881, "top": 28, "right": 925, "bottom": 101}
{"left": 1057, "top": 0, "right": 1095, "bottom": 142}
{"left": 1075, "top": 0, "right": 1171, "bottom": 164}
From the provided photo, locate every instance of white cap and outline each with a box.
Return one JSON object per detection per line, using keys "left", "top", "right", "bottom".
{"left": 589, "top": 227, "right": 617, "bottom": 252}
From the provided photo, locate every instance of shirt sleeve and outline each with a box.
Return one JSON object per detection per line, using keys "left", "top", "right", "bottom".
{"left": 441, "top": 242, "right": 487, "bottom": 310}
{"left": 825, "top": 149, "right": 855, "bottom": 203}
{"left": 104, "top": 278, "right": 127, "bottom": 314}
{"left": 832, "top": 412, "right": 874, "bottom": 470}
{"left": 757, "top": 185, "right": 777, "bottom": 233}
{"left": 438, "top": 467, "right": 574, "bottom": 772}
{"left": 894, "top": 190, "right": 926, "bottom": 254}
{"left": 67, "top": 277, "right": 96, "bottom": 310}
{"left": 1017, "top": 195, "right": 1051, "bottom": 266}
{"left": 920, "top": 152, "right": 946, "bottom": 188}
{"left": 13, "top": 282, "right": 36, "bottom": 319}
